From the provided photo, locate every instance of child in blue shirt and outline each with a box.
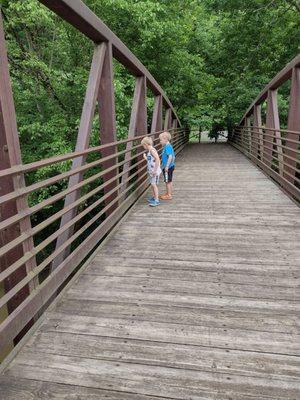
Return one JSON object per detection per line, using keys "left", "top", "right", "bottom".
{"left": 159, "top": 131, "right": 175, "bottom": 200}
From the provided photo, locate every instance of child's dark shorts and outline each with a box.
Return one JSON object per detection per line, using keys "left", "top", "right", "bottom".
{"left": 163, "top": 166, "right": 175, "bottom": 183}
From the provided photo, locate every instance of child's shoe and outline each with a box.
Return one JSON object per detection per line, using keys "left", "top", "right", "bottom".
{"left": 149, "top": 199, "right": 160, "bottom": 207}
{"left": 147, "top": 197, "right": 155, "bottom": 203}
{"left": 160, "top": 194, "right": 172, "bottom": 200}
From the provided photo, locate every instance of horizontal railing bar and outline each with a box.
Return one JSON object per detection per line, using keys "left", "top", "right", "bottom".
{"left": 231, "top": 140, "right": 300, "bottom": 184}
{"left": 0, "top": 166, "right": 149, "bottom": 309}
{"left": 0, "top": 138, "right": 156, "bottom": 233}
{"left": 230, "top": 141, "right": 300, "bottom": 199}
{"left": 0, "top": 151, "right": 147, "bottom": 261}
{"left": 0, "top": 127, "right": 183, "bottom": 179}
{"left": 0, "top": 133, "right": 186, "bottom": 279}
{"left": 0, "top": 128, "right": 184, "bottom": 306}
{"left": 0, "top": 134, "right": 188, "bottom": 346}
{"left": 173, "top": 137, "right": 187, "bottom": 152}
{"left": 231, "top": 136, "right": 300, "bottom": 180}
{"left": 234, "top": 129, "right": 300, "bottom": 149}
{"left": 0, "top": 131, "right": 185, "bottom": 233}
{"left": 235, "top": 129, "right": 300, "bottom": 145}
{"left": 232, "top": 132, "right": 300, "bottom": 158}
{"left": 0, "top": 169, "right": 152, "bottom": 350}
{"left": 235, "top": 125, "right": 300, "bottom": 138}
{"left": 0, "top": 131, "right": 172, "bottom": 207}
{"left": 232, "top": 135, "right": 300, "bottom": 167}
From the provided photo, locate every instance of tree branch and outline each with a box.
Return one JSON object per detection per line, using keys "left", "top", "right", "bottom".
{"left": 286, "top": 0, "right": 300, "bottom": 11}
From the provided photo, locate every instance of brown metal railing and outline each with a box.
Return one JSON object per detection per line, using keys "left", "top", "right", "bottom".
{"left": 0, "top": 0, "right": 186, "bottom": 358}
{"left": 0, "top": 128, "right": 188, "bottom": 352}
{"left": 229, "top": 54, "right": 300, "bottom": 202}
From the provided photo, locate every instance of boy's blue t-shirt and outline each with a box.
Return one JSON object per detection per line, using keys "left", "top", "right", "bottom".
{"left": 161, "top": 143, "right": 175, "bottom": 169}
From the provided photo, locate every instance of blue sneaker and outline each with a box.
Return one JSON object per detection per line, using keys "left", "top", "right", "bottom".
{"left": 147, "top": 197, "right": 155, "bottom": 203}
{"left": 149, "top": 199, "right": 160, "bottom": 207}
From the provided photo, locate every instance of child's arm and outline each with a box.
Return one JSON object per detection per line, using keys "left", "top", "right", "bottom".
{"left": 165, "top": 154, "right": 173, "bottom": 170}
{"left": 150, "top": 147, "right": 160, "bottom": 175}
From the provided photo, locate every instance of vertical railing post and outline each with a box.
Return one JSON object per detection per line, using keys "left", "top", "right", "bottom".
{"left": 121, "top": 75, "right": 147, "bottom": 193}
{"left": 151, "top": 94, "right": 163, "bottom": 153}
{"left": 98, "top": 42, "right": 118, "bottom": 214}
{"left": 164, "top": 108, "right": 172, "bottom": 131}
{"left": 245, "top": 117, "right": 251, "bottom": 154}
{"left": 151, "top": 94, "right": 163, "bottom": 134}
{"left": 0, "top": 11, "right": 37, "bottom": 342}
{"left": 265, "top": 89, "right": 283, "bottom": 174}
{"left": 253, "top": 104, "right": 263, "bottom": 160}
{"left": 284, "top": 67, "right": 300, "bottom": 183}
{"left": 51, "top": 43, "right": 106, "bottom": 271}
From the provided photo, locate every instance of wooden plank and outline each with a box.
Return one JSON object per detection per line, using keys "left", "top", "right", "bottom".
{"left": 67, "top": 274, "right": 300, "bottom": 301}
{"left": 22, "top": 331, "right": 300, "bottom": 380}
{"left": 55, "top": 298, "right": 298, "bottom": 334}
{"left": 0, "top": 376, "right": 173, "bottom": 400}
{"left": 0, "top": 375, "right": 286, "bottom": 400}
{"left": 5, "top": 352, "right": 300, "bottom": 399}
{"left": 85, "top": 263, "right": 299, "bottom": 288}
{"left": 39, "top": 312, "right": 300, "bottom": 355}
{"left": 91, "top": 255, "right": 298, "bottom": 277}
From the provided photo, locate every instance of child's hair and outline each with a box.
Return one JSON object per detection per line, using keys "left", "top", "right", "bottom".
{"left": 159, "top": 131, "right": 171, "bottom": 141}
{"left": 141, "top": 136, "right": 153, "bottom": 146}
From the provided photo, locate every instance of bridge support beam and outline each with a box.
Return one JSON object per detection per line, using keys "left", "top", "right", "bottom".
{"left": 98, "top": 42, "right": 119, "bottom": 214}
{"left": 0, "top": 12, "right": 38, "bottom": 343}
{"left": 164, "top": 108, "right": 172, "bottom": 131}
{"left": 253, "top": 105, "right": 263, "bottom": 160}
{"left": 284, "top": 67, "right": 300, "bottom": 183}
{"left": 244, "top": 117, "right": 251, "bottom": 155}
{"left": 151, "top": 95, "right": 163, "bottom": 134}
{"left": 265, "top": 90, "right": 283, "bottom": 175}
{"left": 121, "top": 76, "right": 147, "bottom": 193}
{"left": 51, "top": 43, "right": 110, "bottom": 271}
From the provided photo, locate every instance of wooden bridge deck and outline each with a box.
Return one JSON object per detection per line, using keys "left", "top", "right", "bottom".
{"left": 1, "top": 143, "right": 299, "bottom": 400}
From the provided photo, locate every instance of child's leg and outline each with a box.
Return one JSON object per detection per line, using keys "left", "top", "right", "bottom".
{"left": 152, "top": 183, "right": 159, "bottom": 201}
{"left": 166, "top": 182, "right": 172, "bottom": 196}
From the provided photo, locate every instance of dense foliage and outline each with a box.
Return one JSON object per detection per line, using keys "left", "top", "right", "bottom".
{"left": 2, "top": 0, "right": 299, "bottom": 162}
{"left": 0, "top": 0, "right": 299, "bottom": 268}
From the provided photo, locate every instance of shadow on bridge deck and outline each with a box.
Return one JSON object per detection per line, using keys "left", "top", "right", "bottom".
{"left": 1, "top": 143, "right": 299, "bottom": 399}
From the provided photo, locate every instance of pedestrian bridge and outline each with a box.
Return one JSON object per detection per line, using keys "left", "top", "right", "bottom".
{"left": 0, "top": 1, "right": 299, "bottom": 399}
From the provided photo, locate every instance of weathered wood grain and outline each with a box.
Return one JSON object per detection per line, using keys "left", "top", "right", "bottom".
{"left": 1, "top": 143, "right": 299, "bottom": 399}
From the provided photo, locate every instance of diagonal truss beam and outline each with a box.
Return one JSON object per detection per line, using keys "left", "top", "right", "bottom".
{"left": 284, "top": 67, "right": 300, "bottom": 183}
{"left": 51, "top": 43, "right": 107, "bottom": 271}
{"left": 0, "top": 11, "right": 37, "bottom": 341}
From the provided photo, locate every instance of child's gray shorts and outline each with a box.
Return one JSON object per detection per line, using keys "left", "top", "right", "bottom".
{"left": 149, "top": 172, "right": 160, "bottom": 185}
